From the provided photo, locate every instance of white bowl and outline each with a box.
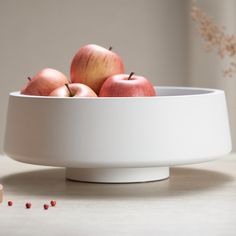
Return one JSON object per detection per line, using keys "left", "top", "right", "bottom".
{"left": 3, "top": 87, "right": 232, "bottom": 183}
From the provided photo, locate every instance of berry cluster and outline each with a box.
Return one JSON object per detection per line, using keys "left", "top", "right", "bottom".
{"left": 7, "top": 200, "right": 57, "bottom": 210}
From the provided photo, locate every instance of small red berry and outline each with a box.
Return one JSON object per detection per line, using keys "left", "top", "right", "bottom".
{"left": 25, "top": 202, "right": 31, "bottom": 209}
{"left": 50, "top": 200, "right": 56, "bottom": 207}
{"left": 44, "top": 204, "right": 49, "bottom": 210}
{"left": 8, "top": 201, "right": 13, "bottom": 206}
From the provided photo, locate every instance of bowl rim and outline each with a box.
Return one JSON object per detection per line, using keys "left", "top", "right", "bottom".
{"left": 9, "top": 86, "right": 224, "bottom": 100}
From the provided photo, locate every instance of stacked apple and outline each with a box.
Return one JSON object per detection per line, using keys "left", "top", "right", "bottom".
{"left": 21, "top": 44, "right": 157, "bottom": 97}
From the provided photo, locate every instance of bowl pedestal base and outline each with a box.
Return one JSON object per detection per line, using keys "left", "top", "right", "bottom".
{"left": 66, "top": 167, "right": 170, "bottom": 183}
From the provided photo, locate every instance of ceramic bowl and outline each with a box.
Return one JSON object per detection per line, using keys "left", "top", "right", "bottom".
{"left": 4, "top": 87, "right": 232, "bottom": 183}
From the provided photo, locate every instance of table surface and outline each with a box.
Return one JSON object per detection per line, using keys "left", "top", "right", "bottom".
{"left": 0, "top": 154, "right": 236, "bottom": 236}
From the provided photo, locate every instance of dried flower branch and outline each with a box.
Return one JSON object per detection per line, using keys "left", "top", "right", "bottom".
{"left": 191, "top": 2, "right": 236, "bottom": 77}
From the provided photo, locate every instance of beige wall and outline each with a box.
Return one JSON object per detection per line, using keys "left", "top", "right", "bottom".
{"left": 187, "top": 0, "right": 236, "bottom": 152}
{"left": 0, "top": 0, "right": 188, "bottom": 153}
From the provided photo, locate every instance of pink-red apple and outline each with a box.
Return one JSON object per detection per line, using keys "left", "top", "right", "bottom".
{"left": 21, "top": 68, "right": 68, "bottom": 96}
{"left": 49, "top": 83, "right": 97, "bottom": 97}
{"left": 99, "top": 72, "right": 157, "bottom": 97}
{"left": 70, "top": 44, "right": 125, "bottom": 94}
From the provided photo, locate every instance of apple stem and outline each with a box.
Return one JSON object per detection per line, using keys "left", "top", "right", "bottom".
{"left": 65, "top": 83, "right": 73, "bottom": 97}
{"left": 108, "top": 46, "right": 112, "bottom": 51}
{"left": 128, "top": 72, "right": 135, "bottom": 80}
{"left": 27, "top": 77, "right": 32, "bottom": 82}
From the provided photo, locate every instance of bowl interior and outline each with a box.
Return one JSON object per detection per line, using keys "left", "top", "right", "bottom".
{"left": 10, "top": 86, "right": 216, "bottom": 99}
{"left": 156, "top": 87, "right": 214, "bottom": 96}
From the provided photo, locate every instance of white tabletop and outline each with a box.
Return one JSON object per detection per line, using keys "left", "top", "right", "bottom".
{"left": 0, "top": 154, "right": 236, "bottom": 236}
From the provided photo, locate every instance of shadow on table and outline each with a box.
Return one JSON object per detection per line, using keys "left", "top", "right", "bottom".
{"left": 0, "top": 167, "right": 233, "bottom": 199}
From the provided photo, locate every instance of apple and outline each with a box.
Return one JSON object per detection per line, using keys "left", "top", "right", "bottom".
{"left": 21, "top": 68, "right": 69, "bottom": 96}
{"left": 49, "top": 83, "right": 97, "bottom": 97}
{"left": 99, "top": 72, "right": 157, "bottom": 97}
{"left": 70, "top": 44, "right": 125, "bottom": 94}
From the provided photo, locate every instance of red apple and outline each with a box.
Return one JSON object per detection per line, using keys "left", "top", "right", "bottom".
{"left": 70, "top": 44, "right": 124, "bottom": 94}
{"left": 49, "top": 83, "right": 97, "bottom": 97}
{"left": 99, "top": 72, "right": 157, "bottom": 97}
{"left": 21, "top": 68, "right": 69, "bottom": 96}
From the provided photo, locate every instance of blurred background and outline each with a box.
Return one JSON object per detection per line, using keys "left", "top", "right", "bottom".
{"left": 0, "top": 0, "right": 235, "bottom": 153}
